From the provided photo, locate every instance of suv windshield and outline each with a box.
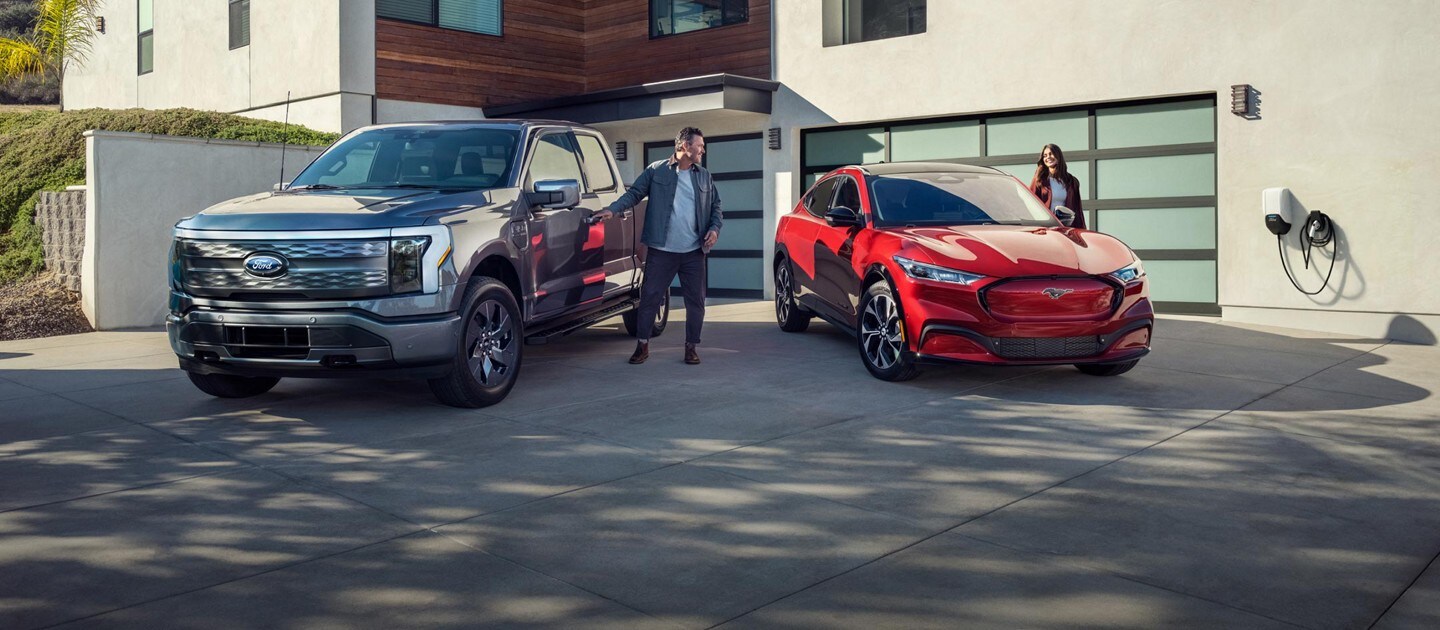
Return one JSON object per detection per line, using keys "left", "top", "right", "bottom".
{"left": 868, "top": 172, "right": 1058, "bottom": 227}
{"left": 289, "top": 127, "right": 520, "bottom": 190}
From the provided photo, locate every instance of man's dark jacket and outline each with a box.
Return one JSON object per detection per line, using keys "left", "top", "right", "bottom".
{"left": 605, "top": 158, "right": 723, "bottom": 250}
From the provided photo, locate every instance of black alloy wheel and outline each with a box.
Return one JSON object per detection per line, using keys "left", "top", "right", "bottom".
{"left": 430, "top": 278, "right": 523, "bottom": 408}
{"left": 775, "top": 260, "right": 811, "bottom": 333}
{"left": 858, "top": 281, "right": 921, "bottom": 381}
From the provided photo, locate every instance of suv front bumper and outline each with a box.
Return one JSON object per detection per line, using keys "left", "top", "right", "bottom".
{"left": 168, "top": 306, "right": 462, "bottom": 379}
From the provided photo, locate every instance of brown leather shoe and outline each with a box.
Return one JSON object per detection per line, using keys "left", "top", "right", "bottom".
{"left": 684, "top": 343, "right": 700, "bottom": 365}
{"left": 628, "top": 342, "right": 649, "bottom": 364}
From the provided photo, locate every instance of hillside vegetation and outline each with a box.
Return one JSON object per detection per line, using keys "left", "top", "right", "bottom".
{"left": 0, "top": 107, "right": 336, "bottom": 282}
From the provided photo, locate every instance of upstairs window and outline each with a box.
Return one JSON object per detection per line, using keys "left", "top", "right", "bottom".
{"left": 378, "top": 0, "right": 503, "bottom": 36}
{"left": 138, "top": 0, "right": 153, "bottom": 74}
{"left": 229, "top": 0, "right": 250, "bottom": 50}
{"left": 824, "top": 0, "right": 926, "bottom": 46}
{"left": 650, "top": 0, "right": 748, "bottom": 38}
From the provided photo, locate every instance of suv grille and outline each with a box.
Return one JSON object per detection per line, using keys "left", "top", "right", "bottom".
{"left": 992, "top": 336, "right": 1101, "bottom": 359}
{"left": 177, "top": 237, "right": 390, "bottom": 299}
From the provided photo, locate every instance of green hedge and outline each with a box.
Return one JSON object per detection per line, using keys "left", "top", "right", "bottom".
{"left": 0, "top": 108, "right": 338, "bottom": 283}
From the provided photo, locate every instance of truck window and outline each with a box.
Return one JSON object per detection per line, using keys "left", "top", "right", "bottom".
{"left": 526, "top": 133, "right": 584, "bottom": 188}
{"left": 290, "top": 127, "right": 519, "bottom": 190}
{"left": 575, "top": 134, "right": 617, "bottom": 192}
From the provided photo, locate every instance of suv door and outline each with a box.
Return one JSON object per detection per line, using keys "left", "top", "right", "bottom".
{"left": 814, "top": 175, "right": 867, "bottom": 323}
{"left": 789, "top": 176, "right": 838, "bottom": 314}
{"left": 522, "top": 130, "right": 607, "bottom": 321}
{"left": 574, "top": 132, "right": 636, "bottom": 299}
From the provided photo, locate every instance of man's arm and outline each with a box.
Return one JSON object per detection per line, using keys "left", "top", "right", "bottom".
{"left": 596, "top": 164, "right": 654, "bottom": 220}
{"left": 703, "top": 174, "right": 723, "bottom": 249}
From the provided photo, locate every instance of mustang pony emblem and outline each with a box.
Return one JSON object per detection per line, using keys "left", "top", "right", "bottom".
{"left": 1042, "top": 287, "right": 1074, "bottom": 299}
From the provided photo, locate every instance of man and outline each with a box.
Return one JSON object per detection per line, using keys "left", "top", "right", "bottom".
{"left": 593, "top": 127, "right": 721, "bottom": 365}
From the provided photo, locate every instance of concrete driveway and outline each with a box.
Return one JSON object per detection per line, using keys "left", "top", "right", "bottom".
{"left": 1, "top": 300, "right": 1437, "bottom": 629}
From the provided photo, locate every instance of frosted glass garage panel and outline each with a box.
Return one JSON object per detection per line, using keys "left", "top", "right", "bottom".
{"left": 992, "top": 162, "right": 1089, "bottom": 199}
{"left": 986, "top": 111, "right": 1088, "bottom": 157}
{"left": 715, "top": 218, "right": 762, "bottom": 251}
{"left": 805, "top": 128, "right": 885, "bottom": 167}
{"left": 1143, "top": 260, "right": 1216, "bottom": 303}
{"left": 803, "top": 172, "right": 821, "bottom": 191}
{"left": 890, "top": 121, "right": 980, "bottom": 161}
{"left": 646, "top": 144, "right": 671, "bottom": 165}
{"left": 715, "top": 178, "right": 762, "bottom": 212}
{"left": 707, "top": 258, "right": 763, "bottom": 290}
{"left": 707, "top": 138, "right": 762, "bottom": 174}
{"left": 1097, "top": 101, "right": 1215, "bottom": 149}
{"left": 1095, "top": 207, "right": 1215, "bottom": 249}
{"left": 1097, "top": 154, "right": 1214, "bottom": 199}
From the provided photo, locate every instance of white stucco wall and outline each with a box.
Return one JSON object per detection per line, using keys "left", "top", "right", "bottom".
{"left": 81, "top": 131, "right": 326, "bottom": 330}
{"left": 64, "top": 0, "right": 377, "bottom": 133}
{"left": 771, "top": 0, "right": 1440, "bottom": 342}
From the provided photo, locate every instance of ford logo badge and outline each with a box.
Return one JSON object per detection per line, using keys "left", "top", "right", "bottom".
{"left": 243, "top": 252, "right": 288, "bottom": 278}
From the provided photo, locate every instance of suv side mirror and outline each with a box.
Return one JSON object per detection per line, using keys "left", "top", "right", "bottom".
{"left": 529, "top": 179, "right": 580, "bottom": 209}
{"left": 825, "top": 206, "right": 865, "bottom": 228}
{"left": 1054, "top": 205, "right": 1077, "bottom": 227}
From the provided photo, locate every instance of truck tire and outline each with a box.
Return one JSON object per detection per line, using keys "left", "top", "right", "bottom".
{"left": 622, "top": 287, "right": 669, "bottom": 337}
{"left": 429, "top": 278, "right": 523, "bottom": 408}
{"left": 187, "top": 372, "right": 280, "bottom": 398}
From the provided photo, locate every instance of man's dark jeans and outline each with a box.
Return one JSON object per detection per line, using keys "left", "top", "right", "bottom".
{"left": 637, "top": 248, "right": 705, "bottom": 344}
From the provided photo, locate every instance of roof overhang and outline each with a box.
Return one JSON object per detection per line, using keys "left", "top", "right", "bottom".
{"left": 483, "top": 73, "right": 779, "bottom": 124}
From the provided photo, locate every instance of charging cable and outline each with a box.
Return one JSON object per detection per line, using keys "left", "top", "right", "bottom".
{"left": 1277, "top": 211, "right": 1336, "bottom": 295}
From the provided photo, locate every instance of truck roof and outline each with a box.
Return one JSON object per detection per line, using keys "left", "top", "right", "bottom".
{"left": 357, "top": 119, "right": 598, "bottom": 133}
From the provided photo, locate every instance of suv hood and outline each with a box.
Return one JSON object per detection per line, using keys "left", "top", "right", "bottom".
{"left": 177, "top": 188, "right": 514, "bottom": 231}
{"left": 889, "top": 225, "right": 1136, "bottom": 276}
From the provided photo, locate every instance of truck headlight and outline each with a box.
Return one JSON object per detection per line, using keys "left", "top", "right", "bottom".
{"left": 1110, "top": 259, "right": 1146, "bottom": 284}
{"left": 893, "top": 256, "right": 985, "bottom": 286}
{"left": 389, "top": 236, "right": 431, "bottom": 294}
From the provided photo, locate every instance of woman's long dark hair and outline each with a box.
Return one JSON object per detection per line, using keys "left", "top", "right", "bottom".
{"left": 1032, "top": 143, "right": 1070, "bottom": 185}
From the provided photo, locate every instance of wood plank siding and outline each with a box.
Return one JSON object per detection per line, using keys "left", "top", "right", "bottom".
{"left": 375, "top": 0, "right": 771, "bottom": 109}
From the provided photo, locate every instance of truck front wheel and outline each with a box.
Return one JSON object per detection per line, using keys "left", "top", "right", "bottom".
{"left": 430, "top": 278, "right": 523, "bottom": 408}
{"left": 187, "top": 372, "right": 279, "bottom": 398}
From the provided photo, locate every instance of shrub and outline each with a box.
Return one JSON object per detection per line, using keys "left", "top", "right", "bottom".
{"left": 0, "top": 107, "right": 337, "bottom": 283}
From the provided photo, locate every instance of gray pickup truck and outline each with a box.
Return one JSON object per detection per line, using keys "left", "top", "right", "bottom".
{"left": 167, "top": 120, "right": 666, "bottom": 408}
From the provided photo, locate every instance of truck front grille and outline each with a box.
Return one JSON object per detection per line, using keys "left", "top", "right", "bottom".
{"left": 177, "top": 237, "right": 391, "bottom": 299}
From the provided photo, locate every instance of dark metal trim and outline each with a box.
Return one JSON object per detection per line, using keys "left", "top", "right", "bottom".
{"left": 708, "top": 250, "right": 763, "bottom": 258}
{"left": 1153, "top": 301, "right": 1223, "bottom": 316}
{"left": 484, "top": 73, "right": 780, "bottom": 120}
{"left": 706, "top": 288, "right": 764, "bottom": 299}
{"left": 1131, "top": 249, "right": 1216, "bottom": 261}
{"left": 713, "top": 171, "right": 763, "bottom": 181}
{"left": 725, "top": 210, "right": 763, "bottom": 219}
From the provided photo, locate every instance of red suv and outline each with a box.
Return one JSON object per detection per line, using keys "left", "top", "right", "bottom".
{"left": 774, "top": 162, "right": 1152, "bottom": 381}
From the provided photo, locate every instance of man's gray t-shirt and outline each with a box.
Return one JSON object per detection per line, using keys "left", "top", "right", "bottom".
{"left": 654, "top": 167, "right": 700, "bottom": 253}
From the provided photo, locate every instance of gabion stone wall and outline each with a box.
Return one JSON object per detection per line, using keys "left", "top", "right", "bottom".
{"left": 34, "top": 190, "right": 86, "bottom": 291}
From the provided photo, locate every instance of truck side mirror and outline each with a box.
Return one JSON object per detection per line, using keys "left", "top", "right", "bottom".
{"left": 530, "top": 179, "right": 580, "bottom": 209}
{"left": 1054, "top": 205, "right": 1076, "bottom": 227}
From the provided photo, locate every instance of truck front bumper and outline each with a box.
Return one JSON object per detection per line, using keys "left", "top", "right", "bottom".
{"left": 167, "top": 307, "right": 462, "bottom": 379}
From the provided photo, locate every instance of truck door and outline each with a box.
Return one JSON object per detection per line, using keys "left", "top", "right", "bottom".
{"left": 523, "top": 131, "right": 607, "bottom": 321}
{"left": 574, "top": 132, "right": 637, "bottom": 298}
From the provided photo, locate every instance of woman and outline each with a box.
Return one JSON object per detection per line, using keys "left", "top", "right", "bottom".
{"left": 1029, "top": 144, "right": 1086, "bottom": 230}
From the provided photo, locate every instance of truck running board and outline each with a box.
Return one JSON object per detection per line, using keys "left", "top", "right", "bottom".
{"left": 524, "top": 298, "right": 639, "bottom": 345}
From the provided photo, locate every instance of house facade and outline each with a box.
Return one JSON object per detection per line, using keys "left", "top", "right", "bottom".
{"left": 62, "top": 0, "right": 1440, "bottom": 341}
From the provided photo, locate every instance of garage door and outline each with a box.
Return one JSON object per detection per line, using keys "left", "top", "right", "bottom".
{"left": 644, "top": 132, "right": 765, "bottom": 299}
{"left": 800, "top": 96, "right": 1218, "bottom": 315}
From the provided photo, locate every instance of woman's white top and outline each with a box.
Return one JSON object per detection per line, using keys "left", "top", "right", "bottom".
{"left": 1048, "top": 177, "right": 1068, "bottom": 210}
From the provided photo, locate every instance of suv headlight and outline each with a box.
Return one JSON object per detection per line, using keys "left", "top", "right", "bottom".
{"left": 893, "top": 256, "right": 985, "bottom": 286}
{"left": 1110, "top": 259, "right": 1145, "bottom": 284}
{"left": 389, "top": 225, "right": 452, "bottom": 295}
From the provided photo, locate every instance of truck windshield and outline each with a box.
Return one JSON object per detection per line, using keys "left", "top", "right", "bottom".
{"left": 290, "top": 127, "right": 520, "bottom": 190}
{"left": 867, "top": 172, "right": 1059, "bottom": 227}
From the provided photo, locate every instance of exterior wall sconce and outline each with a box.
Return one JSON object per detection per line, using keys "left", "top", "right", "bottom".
{"left": 1231, "top": 84, "right": 1259, "bottom": 119}
{"left": 767, "top": 127, "right": 781, "bottom": 150}
{"left": 95, "top": 16, "right": 105, "bottom": 33}
{"left": 613, "top": 141, "right": 627, "bottom": 161}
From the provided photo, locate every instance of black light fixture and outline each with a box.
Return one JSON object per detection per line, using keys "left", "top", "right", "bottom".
{"left": 613, "top": 141, "right": 627, "bottom": 161}
{"left": 1231, "top": 84, "right": 1257, "bottom": 118}
{"left": 95, "top": 16, "right": 105, "bottom": 33}
{"left": 767, "top": 127, "right": 781, "bottom": 150}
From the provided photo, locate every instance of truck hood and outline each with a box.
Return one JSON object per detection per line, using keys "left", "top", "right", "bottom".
{"left": 176, "top": 188, "right": 515, "bottom": 231}
{"left": 888, "top": 224, "right": 1136, "bottom": 277}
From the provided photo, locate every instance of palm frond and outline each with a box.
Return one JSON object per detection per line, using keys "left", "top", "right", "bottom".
{"left": 0, "top": 35, "right": 46, "bottom": 80}
{"left": 36, "top": 0, "right": 99, "bottom": 72}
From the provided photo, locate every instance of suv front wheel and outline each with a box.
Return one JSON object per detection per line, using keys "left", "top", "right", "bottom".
{"left": 858, "top": 281, "right": 921, "bottom": 381}
{"left": 430, "top": 278, "right": 523, "bottom": 408}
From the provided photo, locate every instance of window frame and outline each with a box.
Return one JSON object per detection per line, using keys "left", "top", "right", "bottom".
{"left": 573, "top": 132, "right": 618, "bottom": 194}
{"left": 228, "top": 0, "right": 250, "bottom": 50}
{"left": 649, "top": 0, "right": 749, "bottom": 39}
{"left": 377, "top": 0, "right": 504, "bottom": 37}
{"left": 137, "top": 0, "right": 153, "bottom": 75}
{"left": 521, "top": 129, "right": 586, "bottom": 192}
